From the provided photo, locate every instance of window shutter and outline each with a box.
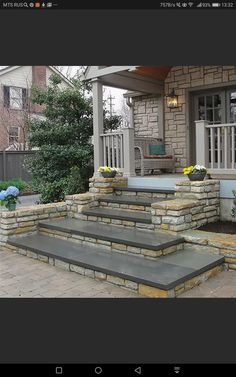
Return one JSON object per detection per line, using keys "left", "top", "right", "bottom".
{"left": 22, "top": 88, "right": 28, "bottom": 109}
{"left": 3, "top": 86, "right": 10, "bottom": 107}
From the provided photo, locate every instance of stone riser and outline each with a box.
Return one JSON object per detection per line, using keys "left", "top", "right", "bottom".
{"left": 115, "top": 191, "right": 175, "bottom": 199}
{"left": 38, "top": 227, "right": 184, "bottom": 260}
{"left": 3, "top": 242, "right": 223, "bottom": 298}
{"left": 99, "top": 201, "right": 152, "bottom": 213}
{"left": 74, "top": 213, "right": 155, "bottom": 230}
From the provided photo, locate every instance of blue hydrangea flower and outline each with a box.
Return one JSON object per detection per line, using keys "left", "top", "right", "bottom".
{"left": 0, "top": 190, "right": 7, "bottom": 201}
{"left": 5, "top": 186, "right": 20, "bottom": 198}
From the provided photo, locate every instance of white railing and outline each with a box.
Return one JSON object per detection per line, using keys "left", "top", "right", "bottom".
{"left": 100, "top": 131, "right": 124, "bottom": 169}
{"left": 100, "top": 127, "right": 135, "bottom": 176}
{"left": 195, "top": 120, "right": 236, "bottom": 173}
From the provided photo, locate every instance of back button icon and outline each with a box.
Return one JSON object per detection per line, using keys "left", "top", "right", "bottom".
{"left": 134, "top": 366, "right": 142, "bottom": 375}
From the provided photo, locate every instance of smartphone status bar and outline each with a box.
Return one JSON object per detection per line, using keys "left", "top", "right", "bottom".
{"left": 0, "top": 1, "right": 236, "bottom": 10}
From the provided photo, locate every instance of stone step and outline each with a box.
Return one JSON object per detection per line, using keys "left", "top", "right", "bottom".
{"left": 38, "top": 218, "right": 184, "bottom": 258}
{"left": 98, "top": 195, "right": 166, "bottom": 210}
{"left": 115, "top": 186, "right": 175, "bottom": 194}
{"left": 7, "top": 234, "right": 224, "bottom": 297}
{"left": 82, "top": 207, "right": 152, "bottom": 224}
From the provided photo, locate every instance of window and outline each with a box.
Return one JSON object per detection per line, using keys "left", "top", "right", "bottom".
{"left": 3, "top": 86, "right": 28, "bottom": 110}
{"left": 10, "top": 87, "right": 23, "bottom": 109}
{"left": 9, "top": 126, "right": 19, "bottom": 144}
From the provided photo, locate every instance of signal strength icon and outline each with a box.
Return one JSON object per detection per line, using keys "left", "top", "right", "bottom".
{"left": 197, "top": 2, "right": 203, "bottom": 6}
{"left": 188, "top": 2, "right": 193, "bottom": 6}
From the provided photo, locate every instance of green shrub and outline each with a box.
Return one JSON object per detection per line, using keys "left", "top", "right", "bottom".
{"left": 0, "top": 179, "right": 28, "bottom": 192}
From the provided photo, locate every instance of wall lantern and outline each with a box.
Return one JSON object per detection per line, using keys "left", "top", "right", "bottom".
{"left": 166, "top": 89, "right": 179, "bottom": 109}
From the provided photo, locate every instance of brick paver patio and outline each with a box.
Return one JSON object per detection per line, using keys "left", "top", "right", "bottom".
{"left": 0, "top": 249, "right": 138, "bottom": 298}
{"left": 0, "top": 248, "right": 236, "bottom": 298}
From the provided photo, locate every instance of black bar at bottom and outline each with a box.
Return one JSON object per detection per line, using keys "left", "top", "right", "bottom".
{"left": 0, "top": 363, "right": 235, "bottom": 375}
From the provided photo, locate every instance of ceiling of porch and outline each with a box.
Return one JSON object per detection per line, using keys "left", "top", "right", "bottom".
{"left": 84, "top": 66, "right": 172, "bottom": 94}
{"left": 133, "top": 66, "right": 172, "bottom": 81}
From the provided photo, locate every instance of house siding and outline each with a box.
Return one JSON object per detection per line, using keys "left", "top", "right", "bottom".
{"left": 164, "top": 65, "right": 236, "bottom": 171}
{"left": 0, "top": 66, "right": 71, "bottom": 151}
{"left": 133, "top": 94, "right": 160, "bottom": 139}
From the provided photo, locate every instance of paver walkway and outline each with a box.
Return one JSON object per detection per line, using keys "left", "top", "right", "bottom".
{"left": 0, "top": 249, "right": 138, "bottom": 298}
{"left": 0, "top": 248, "right": 236, "bottom": 297}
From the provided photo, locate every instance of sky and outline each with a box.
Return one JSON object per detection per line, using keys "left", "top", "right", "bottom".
{"left": 58, "top": 66, "right": 126, "bottom": 115}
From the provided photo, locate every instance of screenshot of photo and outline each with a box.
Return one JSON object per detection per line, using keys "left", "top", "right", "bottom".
{"left": 0, "top": 2, "right": 236, "bottom": 374}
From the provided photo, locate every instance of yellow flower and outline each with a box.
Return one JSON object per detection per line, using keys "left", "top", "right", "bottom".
{"left": 183, "top": 165, "right": 194, "bottom": 175}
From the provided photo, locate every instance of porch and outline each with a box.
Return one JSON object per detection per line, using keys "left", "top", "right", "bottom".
{"left": 83, "top": 66, "right": 236, "bottom": 181}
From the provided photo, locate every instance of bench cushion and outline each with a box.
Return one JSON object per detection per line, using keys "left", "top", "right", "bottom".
{"left": 143, "top": 154, "right": 173, "bottom": 159}
{"left": 149, "top": 144, "right": 165, "bottom": 155}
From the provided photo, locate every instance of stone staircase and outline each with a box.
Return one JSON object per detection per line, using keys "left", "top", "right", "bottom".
{"left": 6, "top": 185, "right": 224, "bottom": 298}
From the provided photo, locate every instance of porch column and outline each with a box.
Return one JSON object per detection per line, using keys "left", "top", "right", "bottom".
{"left": 92, "top": 79, "right": 104, "bottom": 177}
{"left": 123, "top": 127, "right": 135, "bottom": 177}
{"left": 123, "top": 97, "right": 135, "bottom": 177}
{"left": 195, "top": 120, "right": 209, "bottom": 167}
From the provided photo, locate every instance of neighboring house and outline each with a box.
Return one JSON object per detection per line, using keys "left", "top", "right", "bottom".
{"left": 83, "top": 66, "right": 236, "bottom": 179}
{"left": 0, "top": 66, "right": 73, "bottom": 151}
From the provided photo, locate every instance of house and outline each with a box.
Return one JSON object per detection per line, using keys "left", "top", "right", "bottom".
{"left": 0, "top": 66, "right": 73, "bottom": 151}
{"left": 83, "top": 66, "right": 236, "bottom": 220}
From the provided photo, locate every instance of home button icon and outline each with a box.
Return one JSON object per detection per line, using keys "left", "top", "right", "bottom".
{"left": 94, "top": 366, "right": 103, "bottom": 375}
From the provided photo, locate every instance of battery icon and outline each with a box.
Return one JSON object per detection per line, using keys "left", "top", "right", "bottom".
{"left": 212, "top": 3, "right": 221, "bottom": 6}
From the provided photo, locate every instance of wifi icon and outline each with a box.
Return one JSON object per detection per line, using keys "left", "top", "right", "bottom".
{"left": 188, "top": 2, "right": 194, "bottom": 6}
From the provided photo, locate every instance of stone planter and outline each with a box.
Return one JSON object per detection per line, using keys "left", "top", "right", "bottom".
{"left": 101, "top": 172, "right": 117, "bottom": 178}
{"left": 188, "top": 172, "right": 206, "bottom": 181}
{"left": 7, "top": 202, "right": 16, "bottom": 211}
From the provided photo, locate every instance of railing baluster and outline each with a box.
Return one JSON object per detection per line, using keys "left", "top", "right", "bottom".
{"left": 217, "top": 127, "right": 221, "bottom": 169}
{"left": 111, "top": 135, "right": 115, "bottom": 168}
{"left": 120, "top": 134, "right": 124, "bottom": 168}
{"left": 107, "top": 136, "right": 111, "bottom": 167}
{"left": 232, "top": 126, "right": 235, "bottom": 169}
{"left": 210, "top": 128, "right": 214, "bottom": 169}
{"left": 116, "top": 134, "right": 119, "bottom": 168}
{"left": 224, "top": 127, "right": 228, "bottom": 169}
{"left": 103, "top": 136, "right": 106, "bottom": 166}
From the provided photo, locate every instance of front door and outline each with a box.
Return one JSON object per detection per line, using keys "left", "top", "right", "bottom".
{"left": 191, "top": 87, "right": 236, "bottom": 165}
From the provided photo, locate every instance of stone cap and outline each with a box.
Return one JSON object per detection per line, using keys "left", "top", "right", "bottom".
{"left": 151, "top": 199, "right": 198, "bottom": 210}
{"left": 65, "top": 193, "right": 95, "bottom": 201}
{"left": 176, "top": 179, "right": 219, "bottom": 186}
{"left": 0, "top": 202, "right": 67, "bottom": 218}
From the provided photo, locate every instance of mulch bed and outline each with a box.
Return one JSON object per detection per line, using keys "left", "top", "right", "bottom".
{"left": 198, "top": 221, "right": 236, "bottom": 235}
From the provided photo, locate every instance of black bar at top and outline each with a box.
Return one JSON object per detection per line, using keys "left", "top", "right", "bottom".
{"left": 0, "top": 0, "right": 236, "bottom": 10}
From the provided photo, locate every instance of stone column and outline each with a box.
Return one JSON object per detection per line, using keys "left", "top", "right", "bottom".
{"left": 89, "top": 176, "right": 128, "bottom": 194}
{"left": 151, "top": 180, "right": 220, "bottom": 233}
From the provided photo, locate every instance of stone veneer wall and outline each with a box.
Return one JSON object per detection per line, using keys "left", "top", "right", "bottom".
{"left": 132, "top": 94, "right": 160, "bottom": 138}
{"left": 0, "top": 202, "right": 67, "bottom": 250}
{"left": 151, "top": 180, "right": 220, "bottom": 233}
{"left": 165, "top": 66, "right": 236, "bottom": 171}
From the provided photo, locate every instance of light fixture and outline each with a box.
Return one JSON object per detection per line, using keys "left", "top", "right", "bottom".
{"left": 166, "top": 89, "right": 179, "bottom": 109}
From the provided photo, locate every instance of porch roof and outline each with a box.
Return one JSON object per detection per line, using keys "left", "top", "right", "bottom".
{"left": 83, "top": 66, "right": 172, "bottom": 94}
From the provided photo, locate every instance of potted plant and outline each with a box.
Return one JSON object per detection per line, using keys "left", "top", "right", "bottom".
{"left": 98, "top": 166, "right": 118, "bottom": 178}
{"left": 0, "top": 186, "right": 20, "bottom": 211}
{"left": 183, "top": 164, "right": 207, "bottom": 181}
